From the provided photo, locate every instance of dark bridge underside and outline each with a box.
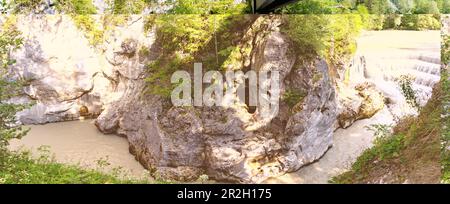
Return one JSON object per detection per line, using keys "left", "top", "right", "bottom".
{"left": 251, "top": 0, "right": 299, "bottom": 13}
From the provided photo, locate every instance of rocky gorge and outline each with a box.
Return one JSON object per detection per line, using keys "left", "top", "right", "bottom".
{"left": 2, "top": 14, "right": 441, "bottom": 183}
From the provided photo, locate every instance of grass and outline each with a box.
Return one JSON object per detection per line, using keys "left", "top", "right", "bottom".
{"left": 0, "top": 149, "right": 154, "bottom": 184}
{"left": 441, "top": 31, "right": 450, "bottom": 184}
{"left": 331, "top": 83, "right": 443, "bottom": 184}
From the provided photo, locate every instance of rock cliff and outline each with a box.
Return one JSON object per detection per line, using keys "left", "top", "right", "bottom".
{"left": 5, "top": 15, "right": 436, "bottom": 183}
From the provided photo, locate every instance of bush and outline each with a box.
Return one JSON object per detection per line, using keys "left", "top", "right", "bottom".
{"left": 72, "top": 15, "right": 104, "bottom": 46}
{"left": 400, "top": 14, "right": 441, "bottom": 30}
{"left": 169, "top": 0, "right": 248, "bottom": 14}
{"left": 0, "top": 150, "right": 152, "bottom": 184}
{"left": 383, "top": 14, "right": 402, "bottom": 29}
{"left": 282, "top": 14, "right": 363, "bottom": 65}
{"left": 0, "top": 17, "right": 29, "bottom": 164}
{"left": 397, "top": 75, "right": 419, "bottom": 108}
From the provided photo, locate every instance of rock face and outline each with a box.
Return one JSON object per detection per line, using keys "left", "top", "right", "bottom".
{"left": 7, "top": 15, "right": 395, "bottom": 183}
{"left": 8, "top": 15, "right": 154, "bottom": 124}
{"left": 95, "top": 16, "right": 337, "bottom": 183}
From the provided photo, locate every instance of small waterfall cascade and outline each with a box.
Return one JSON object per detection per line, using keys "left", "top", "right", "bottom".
{"left": 344, "top": 31, "right": 441, "bottom": 119}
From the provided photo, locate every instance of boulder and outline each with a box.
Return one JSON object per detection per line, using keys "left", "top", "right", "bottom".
{"left": 337, "top": 82, "right": 385, "bottom": 129}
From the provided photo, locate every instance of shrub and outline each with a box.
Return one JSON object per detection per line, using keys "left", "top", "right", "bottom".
{"left": 282, "top": 14, "right": 363, "bottom": 65}
{"left": 72, "top": 15, "right": 104, "bottom": 46}
{"left": 0, "top": 18, "right": 28, "bottom": 162}
{"left": 400, "top": 14, "right": 441, "bottom": 30}
{"left": 169, "top": 0, "right": 248, "bottom": 14}
{"left": 397, "top": 75, "right": 419, "bottom": 108}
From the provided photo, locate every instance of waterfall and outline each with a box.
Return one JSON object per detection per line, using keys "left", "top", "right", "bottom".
{"left": 345, "top": 30, "right": 441, "bottom": 119}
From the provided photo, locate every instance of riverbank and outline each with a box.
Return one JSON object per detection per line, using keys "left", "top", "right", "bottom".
{"left": 0, "top": 150, "right": 150, "bottom": 184}
{"left": 266, "top": 30, "right": 441, "bottom": 184}
{"left": 265, "top": 107, "right": 395, "bottom": 184}
{"left": 331, "top": 83, "right": 442, "bottom": 184}
{"left": 8, "top": 120, "right": 149, "bottom": 180}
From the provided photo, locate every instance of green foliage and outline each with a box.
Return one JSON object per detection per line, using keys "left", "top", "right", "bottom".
{"left": 330, "top": 124, "right": 405, "bottom": 183}
{"left": 72, "top": 15, "right": 104, "bottom": 46}
{"left": 154, "top": 15, "right": 217, "bottom": 55}
{"left": 5, "top": 0, "right": 46, "bottom": 13}
{"left": 443, "top": 34, "right": 450, "bottom": 65}
{"left": 332, "top": 81, "right": 444, "bottom": 183}
{"left": 0, "top": 150, "right": 153, "bottom": 184}
{"left": 108, "top": 0, "right": 147, "bottom": 14}
{"left": 282, "top": 15, "right": 329, "bottom": 56}
{"left": 441, "top": 29, "right": 450, "bottom": 183}
{"left": 283, "top": 14, "right": 363, "bottom": 65}
{"left": 276, "top": 0, "right": 348, "bottom": 14}
{"left": 145, "top": 14, "right": 244, "bottom": 98}
{"left": 395, "top": 14, "right": 441, "bottom": 30}
{"left": 366, "top": 124, "right": 403, "bottom": 160}
{"left": 60, "top": 0, "right": 98, "bottom": 14}
{"left": 282, "top": 88, "right": 307, "bottom": 109}
{"left": 397, "top": 74, "right": 419, "bottom": 108}
{"left": 145, "top": 54, "right": 185, "bottom": 98}
{"left": 169, "top": 0, "right": 249, "bottom": 14}
{"left": 144, "top": 15, "right": 215, "bottom": 98}
{"left": 0, "top": 19, "right": 28, "bottom": 160}
{"left": 276, "top": 0, "right": 449, "bottom": 14}
{"left": 1, "top": 0, "right": 449, "bottom": 14}
{"left": 3, "top": 0, "right": 97, "bottom": 14}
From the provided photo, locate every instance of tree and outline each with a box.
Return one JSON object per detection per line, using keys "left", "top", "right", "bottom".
{"left": 395, "top": 0, "right": 416, "bottom": 14}
{"left": 442, "top": 0, "right": 450, "bottom": 13}
{"left": 0, "top": 18, "right": 28, "bottom": 160}
{"left": 277, "top": 0, "right": 348, "bottom": 14}
{"left": 414, "top": 0, "right": 440, "bottom": 14}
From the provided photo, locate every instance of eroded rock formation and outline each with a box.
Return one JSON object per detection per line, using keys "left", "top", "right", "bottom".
{"left": 7, "top": 15, "right": 431, "bottom": 183}
{"left": 7, "top": 15, "right": 154, "bottom": 124}
{"left": 94, "top": 16, "right": 338, "bottom": 183}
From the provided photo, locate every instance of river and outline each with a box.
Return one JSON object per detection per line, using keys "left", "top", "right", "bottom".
{"left": 8, "top": 120, "right": 148, "bottom": 179}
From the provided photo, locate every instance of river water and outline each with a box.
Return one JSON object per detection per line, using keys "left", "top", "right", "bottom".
{"left": 8, "top": 120, "right": 148, "bottom": 179}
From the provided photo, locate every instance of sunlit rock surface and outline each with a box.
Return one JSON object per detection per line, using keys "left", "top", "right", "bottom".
{"left": 96, "top": 16, "right": 337, "bottom": 183}
{"left": 7, "top": 15, "right": 153, "bottom": 124}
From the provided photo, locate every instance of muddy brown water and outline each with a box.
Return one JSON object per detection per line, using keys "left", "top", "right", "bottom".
{"left": 8, "top": 120, "right": 148, "bottom": 180}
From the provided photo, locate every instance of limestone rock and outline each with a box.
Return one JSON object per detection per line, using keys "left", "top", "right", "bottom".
{"left": 9, "top": 15, "right": 153, "bottom": 124}
{"left": 337, "top": 82, "right": 385, "bottom": 129}
{"left": 96, "top": 16, "right": 338, "bottom": 183}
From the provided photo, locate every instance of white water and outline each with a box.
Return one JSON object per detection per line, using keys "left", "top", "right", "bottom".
{"left": 348, "top": 31, "right": 441, "bottom": 110}
{"left": 8, "top": 120, "right": 148, "bottom": 179}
